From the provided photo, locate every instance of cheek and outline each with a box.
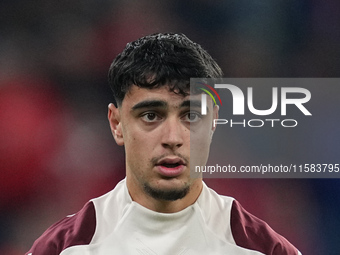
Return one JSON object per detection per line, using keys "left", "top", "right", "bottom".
{"left": 125, "top": 129, "right": 154, "bottom": 151}
{"left": 189, "top": 115, "right": 215, "bottom": 164}
{"left": 125, "top": 138, "right": 151, "bottom": 178}
{"left": 124, "top": 129, "right": 155, "bottom": 165}
{"left": 191, "top": 136, "right": 211, "bottom": 152}
{"left": 190, "top": 131, "right": 212, "bottom": 166}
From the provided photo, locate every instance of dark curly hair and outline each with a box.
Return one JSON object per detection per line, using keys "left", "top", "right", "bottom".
{"left": 108, "top": 33, "right": 223, "bottom": 106}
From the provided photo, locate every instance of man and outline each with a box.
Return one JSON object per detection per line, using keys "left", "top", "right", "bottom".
{"left": 26, "top": 33, "right": 301, "bottom": 255}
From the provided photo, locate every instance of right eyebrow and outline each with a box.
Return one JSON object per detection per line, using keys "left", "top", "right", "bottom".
{"left": 131, "top": 100, "right": 167, "bottom": 111}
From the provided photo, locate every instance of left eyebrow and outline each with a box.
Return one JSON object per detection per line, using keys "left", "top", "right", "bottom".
{"left": 180, "top": 100, "right": 202, "bottom": 108}
{"left": 181, "top": 99, "right": 209, "bottom": 114}
{"left": 131, "top": 99, "right": 203, "bottom": 111}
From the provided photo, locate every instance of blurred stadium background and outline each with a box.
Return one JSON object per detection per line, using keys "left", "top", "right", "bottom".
{"left": 1, "top": 1, "right": 340, "bottom": 254}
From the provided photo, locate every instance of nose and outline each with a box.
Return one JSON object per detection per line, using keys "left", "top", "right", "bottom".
{"left": 161, "top": 117, "right": 184, "bottom": 150}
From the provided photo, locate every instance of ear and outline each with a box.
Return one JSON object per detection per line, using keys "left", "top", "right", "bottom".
{"left": 108, "top": 103, "right": 124, "bottom": 146}
{"left": 211, "top": 104, "right": 219, "bottom": 136}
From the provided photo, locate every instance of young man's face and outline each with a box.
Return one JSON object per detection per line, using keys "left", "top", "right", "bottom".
{"left": 108, "top": 85, "right": 218, "bottom": 207}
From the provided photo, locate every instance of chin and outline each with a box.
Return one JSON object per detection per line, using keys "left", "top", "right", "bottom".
{"left": 143, "top": 180, "right": 190, "bottom": 201}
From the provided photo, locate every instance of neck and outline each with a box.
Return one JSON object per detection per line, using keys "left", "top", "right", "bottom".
{"left": 126, "top": 177, "right": 203, "bottom": 213}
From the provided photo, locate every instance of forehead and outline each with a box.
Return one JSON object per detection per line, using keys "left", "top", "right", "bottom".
{"left": 122, "top": 85, "right": 200, "bottom": 108}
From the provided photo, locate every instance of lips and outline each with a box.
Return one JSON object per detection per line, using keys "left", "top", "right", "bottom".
{"left": 155, "top": 157, "right": 186, "bottom": 177}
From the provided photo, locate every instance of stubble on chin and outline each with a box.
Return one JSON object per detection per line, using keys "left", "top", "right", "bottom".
{"left": 143, "top": 182, "right": 190, "bottom": 201}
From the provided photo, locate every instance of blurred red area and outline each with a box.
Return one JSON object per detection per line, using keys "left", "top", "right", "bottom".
{"left": 0, "top": 76, "right": 67, "bottom": 209}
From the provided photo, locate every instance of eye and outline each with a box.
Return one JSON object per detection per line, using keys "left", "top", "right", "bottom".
{"left": 183, "top": 112, "right": 201, "bottom": 123}
{"left": 141, "top": 112, "right": 161, "bottom": 122}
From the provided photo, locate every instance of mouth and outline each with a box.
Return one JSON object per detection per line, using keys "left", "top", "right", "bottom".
{"left": 156, "top": 157, "right": 186, "bottom": 167}
{"left": 155, "top": 157, "right": 186, "bottom": 177}
{"left": 161, "top": 163, "right": 181, "bottom": 168}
